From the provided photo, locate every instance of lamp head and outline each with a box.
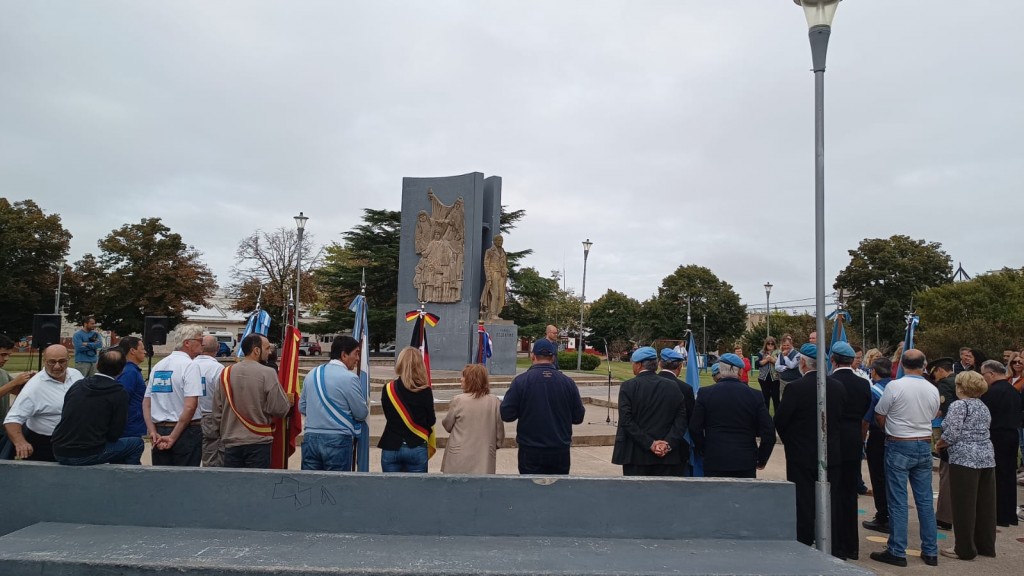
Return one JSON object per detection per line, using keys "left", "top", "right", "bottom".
{"left": 764, "top": 282, "right": 773, "bottom": 295}
{"left": 794, "top": 0, "right": 840, "bottom": 29}
{"left": 582, "top": 239, "right": 592, "bottom": 256}
{"left": 294, "top": 211, "right": 308, "bottom": 231}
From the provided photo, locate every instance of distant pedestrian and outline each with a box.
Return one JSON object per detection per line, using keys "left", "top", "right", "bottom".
{"left": 441, "top": 364, "right": 504, "bottom": 474}
{"left": 733, "top": 343, "right": 751, "bottom": 384}
{"left": 979, "top": 360, "right": 1021, "bottom": 527}
{"left": 501, "top": 339, "right": 585, "bottom": 475}
{"left": 775, "top": 334, "right": 801, "bottom": 395}
{"left": 545, "top": 325, "right": 560, "bottom": 370}
{"left": 757, "top": 337, "right": 780, "bottom": 413}
{"left": 379, "top": 347, "right": 436, "bottom": 473}
{"left": 72, "top": 316, "right": 103, "bottom": 377}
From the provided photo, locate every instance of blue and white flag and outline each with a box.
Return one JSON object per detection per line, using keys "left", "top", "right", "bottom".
{"left": 476, "top": 322, "right": 493, "bottom": 366}
{"left": 348, "top": 295, "right": 371, "bottom": 472}
{"left": 235, "top": 309, "right": 271, "bottom": 357}
{"left": 895, "top": 315, "right": 920, "bottom": 380}
{"left": 825, "top": 309, "right": 851, "bottom": 373}
{"left": 685, "top": 331, "right": 704, "bottom": 477}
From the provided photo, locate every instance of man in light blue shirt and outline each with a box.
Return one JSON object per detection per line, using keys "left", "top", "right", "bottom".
{"left": 299, "top": 336, "right": 368, "bottom": 471}
{"left": 72, "top": 316, "right": 103, "bottom": 377}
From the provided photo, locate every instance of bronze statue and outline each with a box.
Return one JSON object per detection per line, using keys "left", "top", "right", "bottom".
{"left": 480, "top": 235, "right": 508, "bottom": 321}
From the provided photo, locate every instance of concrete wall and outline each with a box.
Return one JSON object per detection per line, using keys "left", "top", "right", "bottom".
{"left": 0, "top": 462, "right": 795, "bottom": 541}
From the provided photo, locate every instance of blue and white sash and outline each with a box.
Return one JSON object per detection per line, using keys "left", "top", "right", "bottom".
{"left": 311, "top": 365, "right": 359, "bottom": 436}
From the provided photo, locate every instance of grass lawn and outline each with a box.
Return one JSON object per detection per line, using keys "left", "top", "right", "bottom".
{"left": 2, "top": 352, "right": 170, "bottom": 378}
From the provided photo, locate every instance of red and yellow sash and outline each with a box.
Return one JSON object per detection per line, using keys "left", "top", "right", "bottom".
{"left": 385, "top": 380, "right": 436, "bottom": 458}
{"left": 221, "top": 365, "right": 274, "bottom": 437}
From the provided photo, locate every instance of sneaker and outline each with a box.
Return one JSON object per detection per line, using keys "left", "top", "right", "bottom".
{"left": 862, "top": 517, "right": 890, "bottom": 533}
{"left": 870, "top": 550, "right": 908, "bottom": 567}
{"left": 922, "top": 554, "right": 938, "bottom": 566}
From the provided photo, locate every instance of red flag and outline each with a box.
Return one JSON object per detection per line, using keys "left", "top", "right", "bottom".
{"left": 273, "top": 325, "right": 302, "bottom": 469}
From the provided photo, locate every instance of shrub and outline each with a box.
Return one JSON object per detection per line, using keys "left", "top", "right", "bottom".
{"left": 557, "top": 351, "right": 601, "bottom": 371}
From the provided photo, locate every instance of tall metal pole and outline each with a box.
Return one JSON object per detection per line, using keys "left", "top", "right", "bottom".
{"left": 54, "top": 261, "right": 65, "bottom": 314}
{"left": 875, "top": 312, "right": 880, "bottom": 348}
{"left": 809, "top": 21, "right": 832, "bottom": 555}
{"left": 702, "top": 314, "right": 706, "bottom": 356}
{"left": 764, "top": 282, "right": 773, "bottom": 339}
{"left": 294, "top": 212, "right": 307, "bottom": 328}
{"left": 576, "top": 239, "right": 592, "bottom": 371}
{"left": 861, "top": 301, "right": 866, "bottom": 347}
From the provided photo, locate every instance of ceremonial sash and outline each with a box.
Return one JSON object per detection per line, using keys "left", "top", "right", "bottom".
{"left": 384, "top": 380, "right": 436, "bottom": 458}
{"left": 311, "top": 365, "right": 359, "bottom": 436}
{"left": 221, "top": 365, "right": 274, "bottom": 437}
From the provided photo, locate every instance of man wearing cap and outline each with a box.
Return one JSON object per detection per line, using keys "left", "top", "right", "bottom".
{"left": 612, "top": 347, "right": 688, "bottom": 477}
{"left": 709, "top": 362, "right": 721, "bottom": 382}
{"left": 658, "top": 348, "right": 695, "bottom": 433}
{"left": 501, "top": 339, "right": 585, "bottom": 474}
{"left": 688, "top": 353, "right": 775, "bottom": 479}
{"left": 928, "top": 357, "right": 957, "bottom": 530}
{"left": 774, "top": 343, "right": 846, "bottom": 558}
{"left": 830, "top": 341, "right": 873, "bottom": 560}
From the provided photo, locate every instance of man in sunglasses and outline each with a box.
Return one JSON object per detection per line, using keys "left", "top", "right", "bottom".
{"left": 3, "top": 344, "right": 83, "bottom": 461}
{"left": 144, "top": 324, "right": 205, "bottom": 467}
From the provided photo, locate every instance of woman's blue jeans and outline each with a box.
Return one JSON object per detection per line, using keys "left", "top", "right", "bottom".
{"left": 381, "top": 442, "right": 428, "bottom": 473}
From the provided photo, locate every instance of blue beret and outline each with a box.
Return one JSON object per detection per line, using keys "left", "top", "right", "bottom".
{"left": 660, "top": 348, "right": 685, "bottom": 362}
{"left": 719, "top": 353, "right": 745, "bottom": 369}
{"left": 630, "top": 346, "right": 657, "bottom": 363}
{"left": 532, "top": 339, "right": 556, "bottom": 356}
{"left": 830, "top": 341, "right": 855, "bottom": 359}
{"left": 799, "top": 343, "right": 818, "bottom": 359}
{"left": 710, "top": 363, "right": 720, "bottom": 376}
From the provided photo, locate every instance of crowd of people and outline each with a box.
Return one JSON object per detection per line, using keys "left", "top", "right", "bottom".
{"left": 1, "top": 321, "right": 1022, "bottom": 567}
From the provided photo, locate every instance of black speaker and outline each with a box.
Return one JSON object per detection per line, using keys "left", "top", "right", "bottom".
{"left": 32, "top": 314, "right": 61, "bottom": 349}
{"left": 144, "top": 316, "right": 169, "bottom": 346}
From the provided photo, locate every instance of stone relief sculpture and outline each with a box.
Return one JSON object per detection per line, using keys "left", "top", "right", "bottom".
{"left": 412, "top": 189, "right": 464, "bottom": 303}
{"left": 480, "top": 234, "right": 508, "bottom": 321}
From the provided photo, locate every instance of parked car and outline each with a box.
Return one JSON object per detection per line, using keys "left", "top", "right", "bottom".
{"left": 299, "top": 341, "right": 322, "bottom": 356}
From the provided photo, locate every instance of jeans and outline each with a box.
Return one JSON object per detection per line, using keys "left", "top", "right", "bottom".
{"left": 76, "top": 361, "right": 97, "bottom": 377}
{"left": 381, "top": 442, "right": 428, "bottom": 473}
{"left": 884, "top": 439, "right": 938, "bottom": 558}
{"left": 223, "top": 443, "right": 272, "bottom": 469}
{"left": 57, "top": 437, "right": 144, "bottom": 466}
{"left": 302, "top": 433, "right": 354, "bottom": 471}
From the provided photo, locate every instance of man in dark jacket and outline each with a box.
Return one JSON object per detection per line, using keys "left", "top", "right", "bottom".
{"left": 612, "top": 347, "right": 688, "bottom": 476}
{"left": 51, "top": 348, "right": 144, "bottom": 466}
{"left": 830, "top": 341, "right": 873, "bottom": 560}
{"left": 862, "top": 358, "right": 893, "bottom": 533}
{"left": 979, "top": 360, "right": 1022, "bottom": 527}
{"left": 688, "top": 353, "right": 775, "bottom": 479}
{"left": 774, "top": 343, "right": 845, "bottom": 557}
{"left": 929, "top": 357, "right": 957, "bottom": 530}
{"left": 658, "top": 347, "right": 695, "bottom": 468}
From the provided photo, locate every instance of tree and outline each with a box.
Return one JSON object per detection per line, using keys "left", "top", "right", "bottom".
{"left": 228, "top": 227, "right": 323, "bottom": 330}
{"left": 0, "top": 199, "right": 72, "bottom": 338}
{"left": 834, "top": 235, "right": 952, "bottom": 344}
{"left": 586, "top": 290, "right": 642, "bottom": 354}
{"left": 504, "top": 267, "right": 560, "bottom": 338}
{"left": 644, "top": 265, "right": 747, "bottom": 353}
{"left": 63, "top": 218, "right": 215, "bottom": 336}
{"left": 915, "top": 268, "right": 1024, "bottom": 359}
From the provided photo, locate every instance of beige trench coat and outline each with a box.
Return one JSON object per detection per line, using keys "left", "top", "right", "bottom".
{"left": 440, "top": 393, "right": 504, "bottom": 474}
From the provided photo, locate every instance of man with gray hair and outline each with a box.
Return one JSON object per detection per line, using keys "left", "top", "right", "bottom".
{"left": 194, "top": 335, "right": 225, "bottom": 467}
{"left": 979, "top": 359, "right": 1021, "bottom": 527}
{"left": 144, "top": 324, "right": 204, "bottom": 467}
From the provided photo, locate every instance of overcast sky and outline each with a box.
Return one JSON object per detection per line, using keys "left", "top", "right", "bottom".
{"left": 3, "top": 1, "right": 1022, "bottom": 316}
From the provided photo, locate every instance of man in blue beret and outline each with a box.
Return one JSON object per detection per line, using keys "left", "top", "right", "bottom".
{"left": 611, "top": 347, "right": 688, "bottom": 477}
{"left": 658, "top": 347, "right": 696, "bottom": 466}
{"left": 688, "top": 353, "right": 775, "bottom": 479}
{"left": 774, "top": 343, "right": 846, "bottom": 559}
{"left": 829, "top": 340, "right": 873, "bottom": 560}
{"left": 710, "top": 362, "right": 721, "bottom": 382}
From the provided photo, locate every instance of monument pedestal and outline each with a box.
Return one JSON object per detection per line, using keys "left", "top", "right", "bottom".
{"left": 480, "top": 321, "right": 518, "bottom": 375}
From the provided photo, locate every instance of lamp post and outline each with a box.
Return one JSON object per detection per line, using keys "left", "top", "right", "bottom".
{"left": 576, "top": 239, "right": 593, "bottom": 371}
{"left": 861, "top": 301, "right": 866, "bottom": 347}
{"left": 294, "top": 212, "right": 308, "bottom": 326}
{"left": 54, "top": 260, "right": 66, "bottom": 314}
{"left": 764, "top": 282, "right": 773, "bottom": 338}
{"left": 794, "top": 0, "right": 841, "bottom": 555}
{"left": 875, "top": 312, "right": 880, "bottom": 348}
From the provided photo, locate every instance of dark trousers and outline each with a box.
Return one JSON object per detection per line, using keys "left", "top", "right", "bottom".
{"left": 865, "top": 429, "right": 888, "bottom": 520}
{"left": 23, "top": 426, "right": 55, "bottom": 462}
{"left": 623, "top": 463, "right": 688, "bottom": 477}
{"left": 152, "top": 424, "right": 202, "bottom": 467}
{"left": 949, "top": 464, "right": 997, "bottom": 559}
{"left": 704, "top": 468, "right": 756, "bottom": 479}
{"left": 991, "top": 429, "right": 1019, "bottom": 526}
{"left": 224, "top": 443, "right": 273, "bottom": 469}
{"left": 518, "top": 446, "right": 570, "bottom": 475}
{"left": 760, "top": 378, "right": 780, "bottom": 414}
{"left": 838, "top": 458, "right": 861, "bottom": 558}
{"left": 788, "top": 462, "right": 843, "bottom": 558}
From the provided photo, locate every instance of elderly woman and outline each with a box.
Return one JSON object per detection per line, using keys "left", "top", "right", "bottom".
{"left": 440, "top": 364, "right": 504, "bottom": 474}
{"left": 937, "top": 370, "right": 996, "bottom": 560}
{"left": 378, "top": 347, "right": 436, "bottom": 473}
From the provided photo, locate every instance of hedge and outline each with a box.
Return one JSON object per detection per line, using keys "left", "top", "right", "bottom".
{"left": 557, "top": 351, "right": 601, "bottom": 371}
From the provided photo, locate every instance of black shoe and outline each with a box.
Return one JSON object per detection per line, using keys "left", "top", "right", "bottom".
{"left": 847, "top": 552, "right": 859, "bottom": 561}
{"left": 862, "top": 518, "right": 890, "bottom": 533}
{"left": 870, "top": 550, "right": 908, "bottom": 567}
{"left": 936, "top": 520, "right": 952, "bottom": 530}
{"left": 922, "top": 554, "right": 938, "bottom": 566}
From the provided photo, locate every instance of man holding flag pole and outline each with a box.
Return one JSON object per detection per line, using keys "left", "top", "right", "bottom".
{"left": 348, "top": 283, "right": 372, "bottom": 472}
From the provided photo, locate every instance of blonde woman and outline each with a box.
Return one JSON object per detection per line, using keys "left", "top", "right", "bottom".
{"left": 378, "top": 347, "right": 436, "bottom": 473}
{"left": 862, "top": 348, "right": 882, "bottom": 377}
{"left": 441, "top": 364, "right": 504, "bottom": 474}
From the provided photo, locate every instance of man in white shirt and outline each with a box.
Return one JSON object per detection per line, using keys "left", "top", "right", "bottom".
{"left": 3, "top": 344, "right": 83, "bottom": 461}
{"left": 144, "top": 324, "right": 205, "bottom": 467}
{"left": 869, "top": 349, "right": 940, "bottom": 568}
{"left": 193, "top": 335, "right": 226, "bottom": 467}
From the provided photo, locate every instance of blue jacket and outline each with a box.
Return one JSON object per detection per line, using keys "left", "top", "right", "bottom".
{"left": 299, "top": 361, "right": 369, "bottom": 436}
{"left": 73, "top": 329, "right": 103, "bottom": 364}
{"left": 500, "top": 363, "right": 585, "bottom": 449}
{"left": 116, "top": 362, "right": 148, "bottom": 437}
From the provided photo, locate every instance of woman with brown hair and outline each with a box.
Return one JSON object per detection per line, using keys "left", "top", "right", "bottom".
{"left": 757, "top": 337, "right": 780, "bottom": 413}
{"left": 378, "top": 347, "right": 436, "bottom": 473}
{"left": 441, "top": 364, "right": 505, "bottom": 474}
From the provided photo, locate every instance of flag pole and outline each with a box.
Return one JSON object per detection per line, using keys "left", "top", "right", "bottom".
{"left": 603, "top": 338, "right": 613, "bottom": 424}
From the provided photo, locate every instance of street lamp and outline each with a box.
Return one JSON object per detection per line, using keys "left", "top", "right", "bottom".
{"left": 875, "top": 312, "right": 880, "bottom": 348}
{"left": 577, "top": 239, "right": 593, "bottom": 371}
{"left": 294, "top": 212, "right": 308, "bottom": 325}
{"left": 54, "top": 260, "right": 66, "bottom": 314}
{"left": 764, "top": 282, "right": 773, "bottom": 338}
{"left": 794, "top": 0, "right": 841, "bottom": 555}
{"left": 861, "top": 301, "right": 866, "bottom": 347}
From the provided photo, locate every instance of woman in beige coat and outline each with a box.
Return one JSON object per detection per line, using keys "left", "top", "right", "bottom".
{"left": 440, "top": 364, "right": 504, "bottom": 474}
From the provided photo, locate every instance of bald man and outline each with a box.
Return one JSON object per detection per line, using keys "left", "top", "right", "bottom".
{"left": 545, "top": 325, "right": 560, "bottom": 370}
{"left": 3, "top": 344, "right": 84, "bottom": 461}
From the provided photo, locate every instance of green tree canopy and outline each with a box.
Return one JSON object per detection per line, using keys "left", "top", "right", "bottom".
{"left": 586, "top": 289, "right": 642, "bottom": 354}
{"left": 834, "top": 235, "right": 952, "bottom": 344}
{"left": 63, "top": 218, "right": 215, "bottom": 336}
{"left": 645, "top": 265, "right": 747, "bottom": 353}
{"left": 504, "top": 267, "right": 559, "bottom": 337}
{"left": 0, "top": 199, "right": 72, "bottom": 338}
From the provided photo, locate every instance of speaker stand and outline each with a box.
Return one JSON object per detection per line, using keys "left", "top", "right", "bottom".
{"left": 37, "top": 347, "right": 43, "bottom": 372}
